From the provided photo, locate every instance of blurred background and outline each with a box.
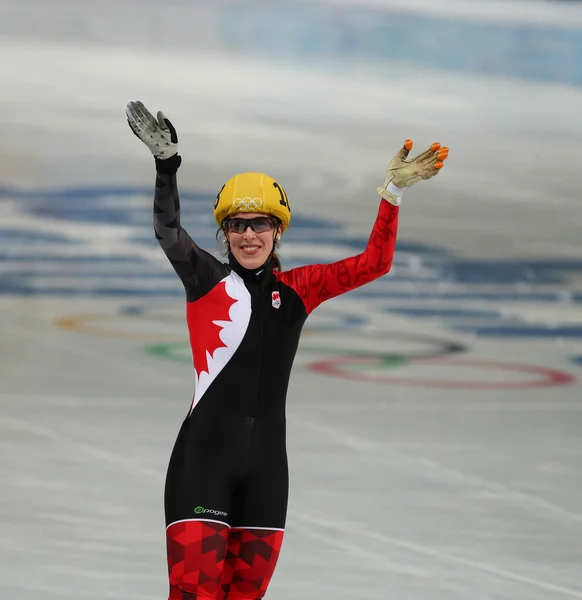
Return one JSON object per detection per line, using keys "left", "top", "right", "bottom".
{"left": 2, "top": 0, "right": 582, "bottom": 598}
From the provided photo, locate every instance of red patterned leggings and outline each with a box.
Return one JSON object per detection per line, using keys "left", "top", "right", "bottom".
{"left": 167, "top": 520, "right": 284, "bottom": 600}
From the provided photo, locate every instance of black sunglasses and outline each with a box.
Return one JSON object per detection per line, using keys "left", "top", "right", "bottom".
{"left": 224, "top": 217, "right": 279, "bottom": 234}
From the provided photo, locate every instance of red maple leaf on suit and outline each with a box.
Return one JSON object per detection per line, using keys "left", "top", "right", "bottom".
{"left": 187, "top": 281, "right": 237, "bottom": 377}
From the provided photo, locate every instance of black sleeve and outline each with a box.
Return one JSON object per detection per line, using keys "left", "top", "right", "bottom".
{"left": 154, "top": 157, "right": 228, "bottom": 300}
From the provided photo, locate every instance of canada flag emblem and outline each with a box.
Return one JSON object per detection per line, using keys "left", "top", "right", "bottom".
{"left": 272, "top": 290, "right": 281, "bottom": 309}
{"left": 186, "top": 272, "right": 252, "bottom": 414}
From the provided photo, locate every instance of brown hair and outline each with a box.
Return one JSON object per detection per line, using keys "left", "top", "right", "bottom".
{"left": 271, "top": 252, "right": 282, "bottom": 271}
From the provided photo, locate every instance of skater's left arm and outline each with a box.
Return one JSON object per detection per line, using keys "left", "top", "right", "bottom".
{"left": 276, "top": 139, "right": 449, "bottom": 314}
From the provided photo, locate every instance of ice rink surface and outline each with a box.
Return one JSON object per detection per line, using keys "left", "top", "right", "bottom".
{"left": 2, "top": 1, "right": 582, "bottom": 599}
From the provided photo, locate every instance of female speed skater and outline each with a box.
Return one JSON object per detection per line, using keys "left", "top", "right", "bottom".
{"left": 126, "top": 100, "right": 449, "bottom": 600}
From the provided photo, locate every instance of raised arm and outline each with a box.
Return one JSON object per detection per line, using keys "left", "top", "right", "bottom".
{"left": 276, "top": 198, "right": 398, "bottom": 314}
{"left": 126, "top": 101, "right": 225, "bottom": 294}
{"left": 277, "top": 139, "right": 449, "bottom": 314}
{"left": 153, "top": 159, "right": 206, "bottom": 284}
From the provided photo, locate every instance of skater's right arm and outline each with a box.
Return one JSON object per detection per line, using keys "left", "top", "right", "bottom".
{"left": 153, "top": 158, "right": 206, "bottom": 285}
{"left": 126, "top": 101, "right": 220, "bottom": 292}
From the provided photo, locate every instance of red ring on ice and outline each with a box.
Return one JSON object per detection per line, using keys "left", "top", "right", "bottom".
{"left": 308, "top": 356, "right": 575, "bottom": 390}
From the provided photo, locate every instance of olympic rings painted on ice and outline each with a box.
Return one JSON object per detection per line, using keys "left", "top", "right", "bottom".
{"left": 54, "top": 307, "right": 575, "bottom": 390}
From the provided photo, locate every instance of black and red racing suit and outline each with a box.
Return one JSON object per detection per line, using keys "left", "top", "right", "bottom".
{"left": 154, "top": 159, "right": 399, "bottom": 600}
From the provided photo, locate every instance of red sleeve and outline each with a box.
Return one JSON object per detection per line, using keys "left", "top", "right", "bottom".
{"left": 275, "top": 199, "right": 399, "bottom": 314}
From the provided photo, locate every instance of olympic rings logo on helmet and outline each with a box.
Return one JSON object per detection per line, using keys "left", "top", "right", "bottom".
{"left": 213, "top": 173, "right": 291, "bottom": 232}
{"left": 233, "top": 197, "right": 263, "bottom": 211}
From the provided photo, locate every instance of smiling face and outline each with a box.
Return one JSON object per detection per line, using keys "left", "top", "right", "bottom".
{"left": 224, "top": 212, "right": 281, "bottom": 270}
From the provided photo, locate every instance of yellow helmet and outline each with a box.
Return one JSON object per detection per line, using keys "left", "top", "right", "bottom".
{"left": 213, "top": 172, "right": 291, "bottom": 232}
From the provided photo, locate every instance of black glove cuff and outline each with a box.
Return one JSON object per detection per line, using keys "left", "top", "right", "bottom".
{"left": 155, "top": 154, "right": 182, "bottom": 175}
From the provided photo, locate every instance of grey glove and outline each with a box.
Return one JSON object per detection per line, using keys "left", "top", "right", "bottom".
{"left": 126, "top": 100, "right": 178, "bottom": 159}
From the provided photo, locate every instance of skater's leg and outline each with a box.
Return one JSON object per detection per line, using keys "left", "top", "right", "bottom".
{"left": 167, "top": 520, "right": 230, "bottom": 599}
{"left": 219, "top": 423, "right": 288, "bottom": 599}
{"left": 164, "top": 419, "right": 235, "bottom": 599}
{"left": 218, "top": 527, "right": 284, "bottom": 600}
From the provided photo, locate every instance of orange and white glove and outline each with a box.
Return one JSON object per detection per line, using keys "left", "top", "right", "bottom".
{"left": 377, "top": 140, "right": 449, "bottom": 206}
